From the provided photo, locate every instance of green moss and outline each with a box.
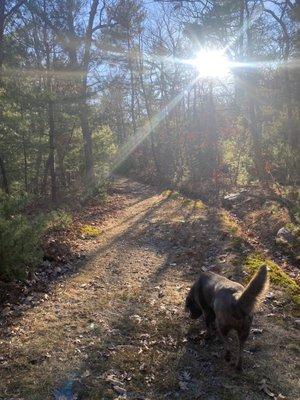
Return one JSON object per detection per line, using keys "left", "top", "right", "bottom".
{"left": 244, "top": 253, "right": 300, "bottom": 305}
{"left": 161, "top": 189, "right": 173, "bottom": 197}
{"left": 193, "top": 200, "right": 205, "bottom": 210}
{"left": 81, "top": 224, "right": 101, "bottom": 238}
{"left": 169, "top": 191, "right": 180, "bottom": 199}
{"left": 220, "top": 211, "right": 239, "bottom": 235}
{"left": 182, "top": 198, "right": 190, "bottom": 206}
{"left": 292, "top": 293, "right": 300, "bottom": 307}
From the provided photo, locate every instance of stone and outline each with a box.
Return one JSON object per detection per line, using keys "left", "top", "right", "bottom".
{"left": 276, "top": 227, "right": 296, "bottom": 247}
{"left": 113, "top": 386, "right": 126, "bottom": 395}
{"left": 223, "top": 192, "right": 245, "bottom": 208}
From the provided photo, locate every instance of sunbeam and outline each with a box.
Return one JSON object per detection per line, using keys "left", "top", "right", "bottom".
{"left": 106, "top": 76, "right": 200, "bottom": 176}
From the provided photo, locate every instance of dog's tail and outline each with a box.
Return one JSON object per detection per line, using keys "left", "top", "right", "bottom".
{"left": 237, "top": 265, "right": 269, "bottom": 314}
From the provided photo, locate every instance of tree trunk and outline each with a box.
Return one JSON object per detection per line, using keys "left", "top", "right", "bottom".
{"left": 22, "top": 134, "right": 28, "bottom": 192}
{"left": 127, "top": 33, "right": 137, "bottom": 136}
{"left": 138, "top": 62, "right": 162, "bottom": 178}
{"left": 57, "top": 152, "right": 67, "bottom": 189}
{"left": 33, "top": 150, "right": 42, "bottom": 194}
{"left": 207, "top": 81, "right": 218, "bottom": 177}
{"left": 41, "top": 155, "right": 50, "bottom": 194}
{"left": 48, "top": 100, "right": 57, "bottom": 203}
{"left": 43, "top": 0, "right": 57, "bottom": 204}
{"left": 245, "top": 1, "right": 266, "bottom": 182}
{"left": 0, "top": 3, "right": 8, "bottom": 194}
{"left": 79, "top": 0, "right": 100, "bottom": 187}
{"left": 79, "top": 94, "right": 95, "bottom": 186}
{"left": 0, "top": 0, "right": 5, "bottom": 73}
{"left": 0, "top": 155, "right": 9, "bottom": 194}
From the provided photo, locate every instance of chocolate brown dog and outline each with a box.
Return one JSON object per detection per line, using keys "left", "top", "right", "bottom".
{"left": 185, "top": 265, "right": 268, "bottom": 370}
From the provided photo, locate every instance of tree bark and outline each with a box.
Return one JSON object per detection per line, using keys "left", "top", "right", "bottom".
{"left": 22, "top": 133, "right": 28, "bottom": 192}
{"left": 33, "top": 150, "right": 42, "bottom": 194}
{"left": 79, "top": 94, "right": 95, "bottom": 186}
{"left": 48, "top": 99, "right": 57, "bottom": 203}
{"left": 0, "top": 0, "right": 5, "bottom": 73}
{"left": 245, "top": 0, "right": 267, "bottom": 182}
{"left": 79, "top": 0, "right": 100, "bottom": 186}
{"left": 138, "top": 60, "right": 162, "bottom": 178}
{"left": 127, "top": 33, "right": 137, "bottom": 136}
{"left": 0, "top": 3, "right": 8, "bottom": 194}
{"left": 0, "top": 155, "right": 9, "bottom": 194}
{"left": 43, "top": 0, "right": 57, "bottom": 203}
{"left": 41, "top": 156, "right": 50, "bottom": 194}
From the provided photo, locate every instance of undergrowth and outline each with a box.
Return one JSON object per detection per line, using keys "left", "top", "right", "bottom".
{"left": 0, "top": 191, "right": 73, "bottom": 281}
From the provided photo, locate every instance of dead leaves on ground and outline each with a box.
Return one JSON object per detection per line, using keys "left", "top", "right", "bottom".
{"left": 259, "top": 379, "right": 286, "bottom": 399}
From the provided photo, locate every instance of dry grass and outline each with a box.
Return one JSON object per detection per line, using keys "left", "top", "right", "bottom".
{"left": 0, "top": 178, "right": 299, "bottom": 399}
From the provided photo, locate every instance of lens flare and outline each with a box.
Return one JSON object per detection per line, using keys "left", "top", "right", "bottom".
{"left": 191, "top": 50, "right": 231, "bottom": 78}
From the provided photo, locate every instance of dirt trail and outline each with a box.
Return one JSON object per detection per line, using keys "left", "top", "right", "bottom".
{"left": 0, "top": 178, "right": 298, "bottom": 400}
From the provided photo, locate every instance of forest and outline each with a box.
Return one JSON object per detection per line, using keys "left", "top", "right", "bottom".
{"left": 0, "top": 1, "right": 299, "bottom": 399}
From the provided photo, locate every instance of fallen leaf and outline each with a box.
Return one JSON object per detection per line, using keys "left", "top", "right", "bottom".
{"left": 259, "top": 379, "right": 275, "bottom": 397}
{"left": 251, "top": 328, "right": 263, "bottom": 335}
{"left": 179, "top": 380, "right": 188, "bottom": 391}
{"left": 113, "top": 385, "right": 126, "bottom": 395}
{"left": 81, "top": 370, "right": 90, "bottom": 378}
{"left": 180, "top": 371, "right": 191, "bottom": 381}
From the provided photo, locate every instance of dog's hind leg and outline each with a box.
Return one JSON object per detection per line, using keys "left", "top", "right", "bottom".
{"left": 203, "top": 311, "right": 215, "bottom": 339}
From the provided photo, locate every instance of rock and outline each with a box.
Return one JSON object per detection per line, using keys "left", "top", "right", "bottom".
{"left": 266, "top": 292, "right": 275, "bottom": 300}
{"left": 294, "top": 319, "right": 300, "bottom": 328}
{"left": 113, "top": 385, "right": 126, "bottom": 395}
{"left": 42, "top": 260, "right": 52, "bottom": 268}
{"left": 251, "top": 328, "right": 263, "bottom": 334}
{"left": 107, "top": 378, "right": 123, "bottom": 386}
{"left": 222, "top": 192, "right": 245, "bottom": 208}
{"left": 1, "top": 306, "right": 11, "bottom": 317}
{"left": 275, "top": 227, "right": 296, "bottom": 247}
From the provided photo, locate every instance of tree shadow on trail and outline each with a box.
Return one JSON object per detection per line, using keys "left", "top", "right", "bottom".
{"left": 0, "top": 183, "right": 159, "bottom": 327}
{"left": 2, "top": 184, "right": 297, "bottom": 400}
{"left": 74, "top": 198, "right": 294, "bottom": 400}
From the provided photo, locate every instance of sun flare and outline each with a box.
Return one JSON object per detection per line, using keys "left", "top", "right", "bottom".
{"left": 192, "top": 50, "right": 231, "bottom": 78}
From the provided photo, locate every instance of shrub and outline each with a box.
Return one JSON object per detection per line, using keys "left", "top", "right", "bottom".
{"left": 0, "top": 191, "right": 74, "bottom": 281}
{"left": 80, "top": 180, "right": 109, "bottom": 204}
{"left": 0, "top": 190, "right": 44, "bottom": 281}
{"left": 45, "top": 210, "right": 73, "bottom": 231}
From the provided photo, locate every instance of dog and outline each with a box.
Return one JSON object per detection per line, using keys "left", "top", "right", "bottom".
{"left": 185, "top": 265, "right": 268, "bottom": 370}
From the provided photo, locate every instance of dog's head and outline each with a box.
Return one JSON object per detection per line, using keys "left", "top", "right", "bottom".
{"left": 185, "top": 290, "right": 202, "bottom": 319}
{"left": 231, "top": 306, "right": 254, "bottom": 341}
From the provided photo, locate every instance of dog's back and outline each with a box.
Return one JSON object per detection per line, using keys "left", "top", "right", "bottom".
{"left": 192, "top": 272, "right": 244, "bottom": 311}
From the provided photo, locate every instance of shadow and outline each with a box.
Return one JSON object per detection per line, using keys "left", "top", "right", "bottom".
{"left": 0, "top": 178, "right": 159, "bottom": 327}
{"left": 74, "top": 196, "right": 294, "bottom": 399}
{"left": 1, "top": 179, "right": 297, "bottom": 399}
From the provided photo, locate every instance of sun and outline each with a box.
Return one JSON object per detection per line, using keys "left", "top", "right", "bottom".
{"left": 192, "top": 49, "right": 231, "bottom": 78}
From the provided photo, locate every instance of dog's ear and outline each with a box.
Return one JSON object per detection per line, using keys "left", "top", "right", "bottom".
{"left": 237, "top": 265, "right": 269, "bottom": 315}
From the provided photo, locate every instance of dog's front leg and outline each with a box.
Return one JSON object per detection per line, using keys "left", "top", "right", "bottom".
{"left": 216, "top": 322, "right": 231, "bottom": 362}
{"left": 235, "top": 337, "right": 245, "bottom": 372}
{"left": 223, "top": 336, "right": 232, "bottom": 363}
{"left": 204, "top": 311, "right": 215, "bottom": 340}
